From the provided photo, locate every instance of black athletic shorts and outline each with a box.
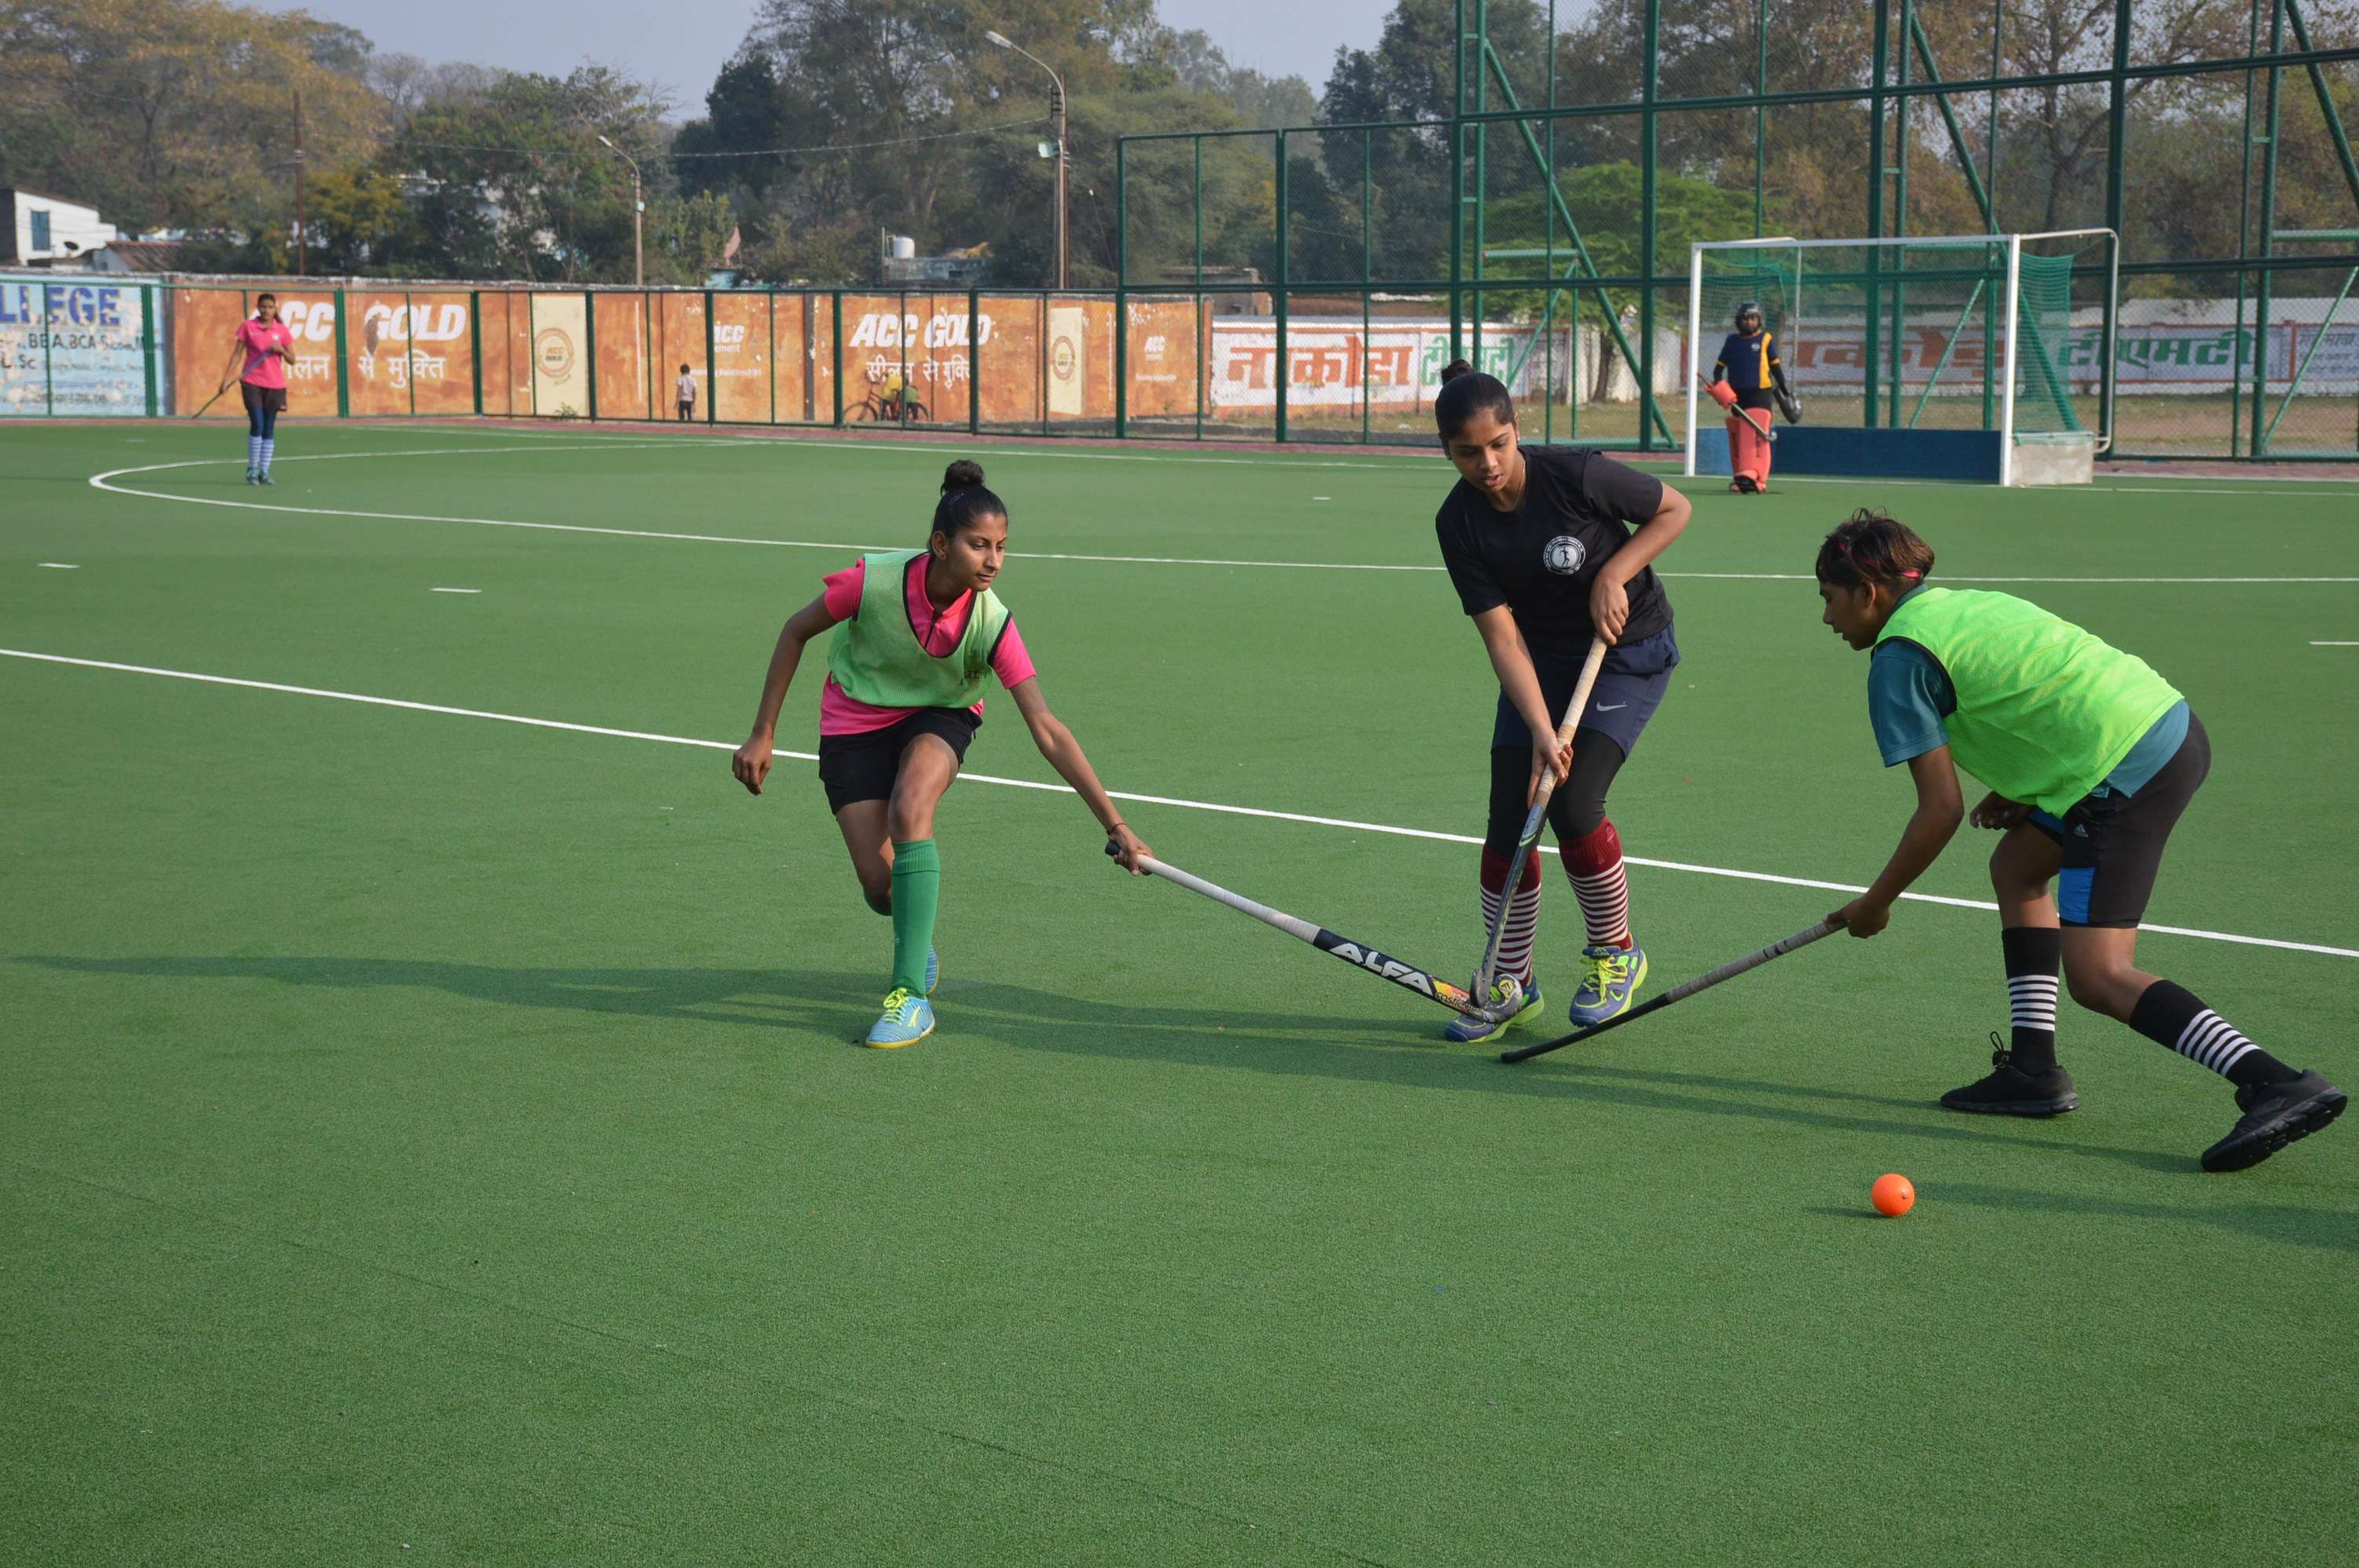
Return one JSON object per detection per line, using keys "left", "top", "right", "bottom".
{"left": 241, "top": 382, "right": 288, "bottom": 416}
{"left": 816, "top": 707, "right": 980, "bottom": 815}
{"left": 2029, "top": 712, "right": 2211, "bottom": 929}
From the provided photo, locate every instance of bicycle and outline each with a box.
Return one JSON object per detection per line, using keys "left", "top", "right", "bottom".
{"left": 849, "top": 384, "right": 928, "bottom": 426}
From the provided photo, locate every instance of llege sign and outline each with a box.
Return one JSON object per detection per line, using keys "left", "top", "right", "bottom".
{"left": 0, "top": 279, "right": 157, "bottom": 416}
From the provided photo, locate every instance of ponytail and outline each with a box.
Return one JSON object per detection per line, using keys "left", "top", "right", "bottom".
{"left": 932, "top": 458, "right": 1006, "bottom": 542}
{"left": 1816, "top": 508, "right": 1936, "bottom": 593}
{"left": 1434, "top": 359, "right": 1515, "bottom": 439}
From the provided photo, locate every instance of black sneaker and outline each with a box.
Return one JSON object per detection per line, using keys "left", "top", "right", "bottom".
{"left": 1732, "top": 474, "right": 1758, "bottom": 494}
{"left": 2199, "top": 1071, "right": 2346, "bottom": 1173}
{"left": 1940, "top": 1034, "right": 2079, "bottom": 1116}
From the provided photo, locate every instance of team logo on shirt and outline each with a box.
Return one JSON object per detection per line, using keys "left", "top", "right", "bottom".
{"left": 1543, "top": 535, "right": 1587, "bottom": 575}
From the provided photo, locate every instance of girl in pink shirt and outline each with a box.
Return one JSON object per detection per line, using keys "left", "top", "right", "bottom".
{"left": 216, "top": 292, "right": 294, "bottom": 486}
{"left": 730, "top": 459, "right": 1152, "bottom": 1047}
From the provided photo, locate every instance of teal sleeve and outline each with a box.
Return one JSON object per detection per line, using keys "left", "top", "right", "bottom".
{"left": 2103, "top": 699, "right": 2190, "bottom": 796}
{"left": 1866, "top": 641, "right": 1954, "bottom": 768}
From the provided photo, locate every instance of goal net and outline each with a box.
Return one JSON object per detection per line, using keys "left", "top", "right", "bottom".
{"left": 1685, "top": 230, "right": 2117, "bottom": 485}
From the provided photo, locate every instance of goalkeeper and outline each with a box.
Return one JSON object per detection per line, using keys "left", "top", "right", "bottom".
{"left": 1710, "top": 301, "right": 1796, "bottom": 494}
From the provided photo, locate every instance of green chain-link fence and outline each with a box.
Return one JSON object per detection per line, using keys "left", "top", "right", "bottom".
{"left": 1115, "top": 0, "right": 2359, "bottom": 459}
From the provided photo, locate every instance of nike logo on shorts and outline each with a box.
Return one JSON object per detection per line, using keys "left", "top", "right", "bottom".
{"left": 1594, "top": 702, "right": 1628, "bottom": 712}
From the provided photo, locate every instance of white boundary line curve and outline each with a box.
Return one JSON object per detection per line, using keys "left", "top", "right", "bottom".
{"left": 83, "top": 452, "right": 2359, "bottom": 585}
{"left": 6, "top": 646, "right": 2354, "bottom": 963}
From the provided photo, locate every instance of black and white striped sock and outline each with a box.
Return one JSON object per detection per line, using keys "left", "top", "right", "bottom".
{"left": 2128, "top": 980, "right": 2300, "bottom": 1091}
{"left": 2001, "top": 925, "right": 2062, "bottom": 1072}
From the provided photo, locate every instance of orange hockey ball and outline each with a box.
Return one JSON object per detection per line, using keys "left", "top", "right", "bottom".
{"left": 1871, "top": 1173, "right": 1916, "bottom": 1217}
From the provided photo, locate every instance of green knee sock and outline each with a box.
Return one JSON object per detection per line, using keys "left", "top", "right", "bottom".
{"left": 888, "top": 838, "right": 940, "bottom": 995}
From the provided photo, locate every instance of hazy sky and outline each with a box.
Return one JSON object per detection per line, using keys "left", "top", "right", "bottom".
{"left": 267, "top": 0, "right": 1372, "bottom": 114}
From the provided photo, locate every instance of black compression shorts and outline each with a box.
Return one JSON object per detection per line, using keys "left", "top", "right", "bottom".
{"left": 816, "top": 708, "right": 980, "bottom": 815}
{"left": 2029, "top": 713, "right": 2210, "bottom": 928}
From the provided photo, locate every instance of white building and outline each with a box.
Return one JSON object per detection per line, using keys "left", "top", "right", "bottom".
{"left": 2, "top": 187, "right": 120, "bottom": 267}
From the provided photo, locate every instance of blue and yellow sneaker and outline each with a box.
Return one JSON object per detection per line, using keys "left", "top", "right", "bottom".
{"left": 1568, "top": 942, "right": 1648, "bottom": 1029}
{"left": 257, "top": 470, "right": 274, "bottom": 486}
{"left": 864, "top": 987, "right": 936, "bottom": 1048}
{"left": 245, "top": 469, "right": 260, "bottom": 485}
{"left": 1445, "top": 975, "right": 1545, "bottom": 1043}
{"left": 925, "top": 945, "right": 939, "bottom": 995}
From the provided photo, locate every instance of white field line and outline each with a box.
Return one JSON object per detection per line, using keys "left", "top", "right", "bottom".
{"left": 37, "top": 563, "right": 79, "bottom": 569}
{"left": 409, "top": 421, "right": 2359, "bottom": 492}
{"left": 5, "top": 645, "right": 2354, "bottom": 964}
{"left": 82, "top": 456, "right": 2359, "bottom": 585}
{"left": 431, "top": 587, "right": 482, "bottom": 594}
{"left": 105, "top": 417, "right": 2359, "bottom": 494}
{"left": 2314, "top": 641, "right": 2359, "bottom": 645}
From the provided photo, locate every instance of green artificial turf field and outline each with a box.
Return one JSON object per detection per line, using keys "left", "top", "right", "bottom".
{"left": 5, "top": 419, "right": 2357, "bottom": 1565}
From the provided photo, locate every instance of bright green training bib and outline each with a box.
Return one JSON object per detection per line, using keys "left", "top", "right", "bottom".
{"left": 827, "top": 550, "right": 1011, "bottom": 710}
{"left": 1876, "top": 586, "right": 2183, "bottom": 815}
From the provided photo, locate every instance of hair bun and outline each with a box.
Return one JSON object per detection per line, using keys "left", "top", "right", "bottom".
{"left": 1438, "top": 358, "right": 1476, "bottom": 384}
{"left": 942, "top": 458, "right": 987, "bottom": 493}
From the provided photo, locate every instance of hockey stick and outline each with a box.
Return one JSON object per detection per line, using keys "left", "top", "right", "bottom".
{"left": 1111, "top": 844, "right": 1487, "bottom": 1019}
{"left": 1498, "top": 920, "right": 1841, "bottom": 1063}
{"left": 1697, "top": 372, "right": 1776, "bottom": 443}
{"left": 1470, "top": 635, "right": 1608, "bottom": 1017}
{"left": 189, "top": 382, "right": 237, "bottom": 419}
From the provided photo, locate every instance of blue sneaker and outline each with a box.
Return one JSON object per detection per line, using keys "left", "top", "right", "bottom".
{"left": 245, "top": 469, "right": 259, "bottom": 485}
{"left": 1568, "top": 943, "right": 1648, "bottom": 1029}
{"left": 925, "top": 946, "right": 939, "bottom": 995}
{"left": 1445, "top": 976, "right": 1545, "bottom": 1043}
{"left": 864, "top": 987, "right": 936, "bottom": 1048}
{"left": 257, "top": 470, "right": 274, "bottom": 486}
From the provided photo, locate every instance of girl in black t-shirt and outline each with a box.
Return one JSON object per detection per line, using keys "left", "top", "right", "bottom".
{"left": 1430, "top": 361, "right": 1693, "bottom": 1045}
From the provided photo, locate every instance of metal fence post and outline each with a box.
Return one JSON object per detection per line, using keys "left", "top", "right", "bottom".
{"left": 140, "top": 285, "right": 159, "bottom": 418}
{"left": 1864, "top": 0, "right": 1889, "bottom": 429}
{"left": 1638, "top": 0, "right": 1659, "bottom": 449}
{"left": 584, "top": 290, "right": 599, "bottom": 422}
{"left": 1450, "top": 0, "right": 1466, "bottom": 364}
{"left": 831, "top": 292, "right": 845, "bottom": 426}
{"left": 2252, "top": 0, "right": 2286, "bottom": 456}
{"left": 333, "top": 288, "right": 350, "bottom": 419}
{"left": 1274, "top": 129, "right": 1289, "bottom": 444}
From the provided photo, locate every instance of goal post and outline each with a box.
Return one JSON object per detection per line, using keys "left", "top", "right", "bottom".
{"left": 1685, "top": 230, "right": 2119, "bottom": 486}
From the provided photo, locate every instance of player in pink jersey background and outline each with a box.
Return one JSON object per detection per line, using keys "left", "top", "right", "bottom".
{"left": 216, "top": 292, "right": 293, "bottom": 486}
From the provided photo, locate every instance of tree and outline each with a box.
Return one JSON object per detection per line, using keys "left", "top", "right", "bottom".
{"left": 645, "top": 190, "right": 740, "bottom": 281}
{"left": 672, "top": 53, "right": 794, "bottom": 201}
{"left": 390, "top": 67, "right": 671, "bottom": 282}
{"left": 0, "top": 0, "right": 386, "bottom": 238}
{"left": 300, "top": 166, "right": 415, "bottom": 273}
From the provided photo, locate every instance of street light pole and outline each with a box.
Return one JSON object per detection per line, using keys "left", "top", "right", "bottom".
{"left": 598, "top": 135, "right": 644, "bottom": 287}
{"left": 986, "top": 31, "right": 1067, "bottom": 289}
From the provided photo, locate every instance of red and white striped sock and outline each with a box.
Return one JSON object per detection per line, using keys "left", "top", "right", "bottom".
{"left": 1561, "top": 818, "right": 1633, "bottom": 949}
{"left": 1478, "top": 848, "right": 1543, "bottom": 990}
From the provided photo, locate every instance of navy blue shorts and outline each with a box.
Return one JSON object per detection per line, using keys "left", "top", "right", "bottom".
{"left": 1492, "top": 622, "right": 1681, "bottom": 757}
